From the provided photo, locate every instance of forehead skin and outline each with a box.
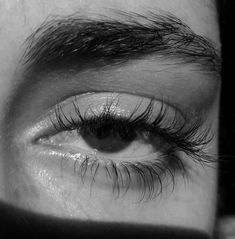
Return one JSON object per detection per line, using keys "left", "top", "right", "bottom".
{"left": 0, "top": 0, "right": 220, "bottom": 236}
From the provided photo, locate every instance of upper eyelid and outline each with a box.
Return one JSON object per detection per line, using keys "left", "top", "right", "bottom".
{"left": 50, "top": 93, "right": 185, "bottom": 126}
{"left": 54, "top": 92, "right": 187, "bottom": 122}
{"left": 47, "top": 92, "right": 212, "bottom": 151}
{"left": 15, "top": 89, "right": 209, "bottom": 151}
{"left": 24, "top": 93, "right": 167, "bottom": 144}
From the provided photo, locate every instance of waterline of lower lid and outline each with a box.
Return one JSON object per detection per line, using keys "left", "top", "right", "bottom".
{"left": 63, "top": 147, "right": 164, "bottom": 166}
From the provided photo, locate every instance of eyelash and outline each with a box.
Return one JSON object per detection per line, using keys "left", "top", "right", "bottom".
{"left": 50, "top": 97, "right": 214, "bottom": 201}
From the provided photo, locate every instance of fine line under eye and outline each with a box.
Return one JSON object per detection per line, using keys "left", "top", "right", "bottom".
{"left": 43, "top": 94, "right": 215, "bottom": 200}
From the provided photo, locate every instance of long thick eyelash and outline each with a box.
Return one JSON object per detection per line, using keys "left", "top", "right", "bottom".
{"left": 74, "top": 153, "right": 185, "bottom": 201}
{"left": 51, "top": 97, "right": 215, "bottom": 200}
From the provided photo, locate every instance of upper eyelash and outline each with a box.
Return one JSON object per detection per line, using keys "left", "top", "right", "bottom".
{"left": 50, "top": 96, "right": 215, "bottom": 200}
{"left": 53, "top": 97, "right": 213, "bottom": 160}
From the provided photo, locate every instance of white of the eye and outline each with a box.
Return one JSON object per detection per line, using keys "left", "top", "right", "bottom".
{"left": 39, "top": 132, "right": 166, "bottom": 164}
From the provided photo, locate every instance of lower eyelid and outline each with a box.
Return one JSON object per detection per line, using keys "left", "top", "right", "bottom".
{"left": 29, "top": 138, "right": 180, "bottom": 200}
{"left": 27, "top": 143, "right": 178, "bottom": 200}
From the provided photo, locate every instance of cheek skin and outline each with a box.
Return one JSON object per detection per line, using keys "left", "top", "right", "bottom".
{"left": 5, "top": 143, "right": 218, "bottom": 233}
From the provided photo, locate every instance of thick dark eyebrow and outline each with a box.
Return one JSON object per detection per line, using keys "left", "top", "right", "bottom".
{"left": 22, "top": 11, "right": 221, "bottom": 74}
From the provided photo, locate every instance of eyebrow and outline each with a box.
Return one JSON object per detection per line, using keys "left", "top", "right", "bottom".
{"left": 22, "top": 11, "right": 221, "bottom": 74}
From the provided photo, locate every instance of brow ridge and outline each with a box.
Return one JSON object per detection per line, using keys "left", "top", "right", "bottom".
{"left": 22, "top": 11, "right": 221, "bottom": 74}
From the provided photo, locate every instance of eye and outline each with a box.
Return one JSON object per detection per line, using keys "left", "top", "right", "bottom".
{"left": 33, "top": 92, "right": 212, "bottom": 200}
{"left": 42, "top": 101, "right": 171, "bottom": 163}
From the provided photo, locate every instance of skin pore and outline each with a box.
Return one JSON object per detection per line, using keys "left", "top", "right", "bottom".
{"left": 0, "top": 0, "right": 220, "bottom": 238}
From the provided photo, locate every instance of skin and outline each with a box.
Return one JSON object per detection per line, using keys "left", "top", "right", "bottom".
{"left": 0, "top": 0, "right": 220, "bottom": 237}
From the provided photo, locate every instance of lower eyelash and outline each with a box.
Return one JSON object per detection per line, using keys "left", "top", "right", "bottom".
{"left": 71, "top": 150, "right": 187, "bottom": 201}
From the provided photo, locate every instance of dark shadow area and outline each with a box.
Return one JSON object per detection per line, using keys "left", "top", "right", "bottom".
{"left": 218, "top": 0, "right": 235, "bottom": 216}
{"left": 0, "top": 201, "right": 211, "bottom": 239}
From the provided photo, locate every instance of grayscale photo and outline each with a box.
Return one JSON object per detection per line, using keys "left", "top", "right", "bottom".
{"left": 0, "top": 0, "right": 234, "bottom": 238}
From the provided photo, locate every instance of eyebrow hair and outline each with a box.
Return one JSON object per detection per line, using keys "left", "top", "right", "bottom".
{"left": 23, "top": 11, "right": 221, "bottom": 74}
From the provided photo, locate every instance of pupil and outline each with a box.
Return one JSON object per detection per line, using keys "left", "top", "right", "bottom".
{"left": 95, "top": 125, "right": 111, "bottom": 139}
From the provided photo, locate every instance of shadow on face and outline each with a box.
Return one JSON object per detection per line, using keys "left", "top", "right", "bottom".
{"left": 0, "top": 201, "right": 212, "bottom": 239}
